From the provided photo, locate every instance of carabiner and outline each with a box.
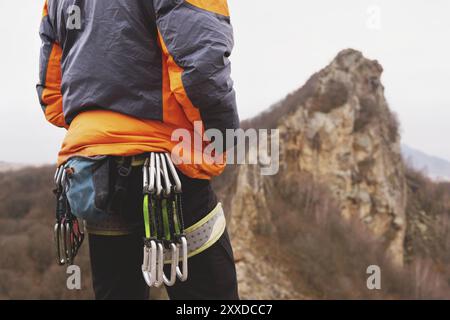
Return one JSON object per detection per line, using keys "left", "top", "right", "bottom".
{"left": 53, "top": 166, "right": 60, "bottom": 184}
{"left": 143, "top": 157, "right": 149, "bottom": 193}
{"left": 142, "top": 240, "right": 157, "bottom": 287}
{"left": 159, "top": 153, "right": 172, "bottom": 197}
{"left": 155, "top": 153, "right": 162, "bottom": 197}
{"left": 60, "top": 169, "right": 67, "bottom": 192}
{"left": 54, "top": 166, "right": 63, "bottom": 188}
{"left": 176, "top": 236, "right": 188, "bottom": 282}
{"left": 64, "top": 220, "right": 73, "bottom": 264}
{"left": 142, "top": 152, "right": 188, "bottom": 287}
{"left": 163, "top": 243, "right": 179, "bottom": 286}
{"left": 165, "top": 153, "right": 182, "bottom": 193}
{"left": 148, "top": 153, "right": 156, "bottom": 194}
{"left": 153, "top": 242, "right": 165, "bottom": 288}
{"left": 53, "top": 165, "right": 85, "bottom": 266}
{"left": 54, "top": 222, "right": 66, "bottom": 265}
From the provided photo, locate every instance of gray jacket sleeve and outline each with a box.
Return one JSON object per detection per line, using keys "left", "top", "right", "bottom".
{"left": 154, "top": 0, "right": 240, "bottom": 135}
{"left": 36, "top": 0, "right": 66, "bottom": 128}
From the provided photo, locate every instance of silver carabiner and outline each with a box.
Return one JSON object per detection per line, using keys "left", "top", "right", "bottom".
{"left": 142, "top": 241, "right": 157, "bottom": 287}
{"left": 54, "top": 166, "right": 66, "bottom": 265}
{"left": 148, "top": 153, "right": 156, "bottom": 194}
{"left": 163, "top": 243, "right": 179, "bottom": 286}
{"left": 53, "top": 166, "right": 59, "bottom": 183}
{"left": 155, "top": 153, "right": 162, "bottom": 197}
{"left": 143, "top": 157, "right": 149, "bottom": 193}
{"left": 54, "top": 166, "right": 62, "bottom": 186}
{"left": 60, "top": 169, "right": 67, "bottom": 193}
{"left": 159, "top": 153, "right": 172, "bottom": 197}
{"left": 64, "top": 220, "right": 73, "bottom": 264}
{"left": 153, "top": 242, "right": 165, "bottom": 288}
{"left": 54, "top": 222, "right": 66, "bottom": 265}
{"left": 55, "top": 166, "right": 64, "bottom": 191}
{"left": 176, "top": 236, "right": 188, "bottom": 282}
{"left": 165, "top": 153, "right": 182, "bottom": 193}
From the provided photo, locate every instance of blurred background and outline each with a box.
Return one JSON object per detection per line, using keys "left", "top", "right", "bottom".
{"left": 0, "top": 0, "right": 449, "bottom": 299}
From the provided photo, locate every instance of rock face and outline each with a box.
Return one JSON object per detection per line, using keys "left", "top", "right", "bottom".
{"left": 278, "top": 49, "right": 407, "bottom": 263}
{"left": 214, "top": 49, "right": 408, "bottom": 299}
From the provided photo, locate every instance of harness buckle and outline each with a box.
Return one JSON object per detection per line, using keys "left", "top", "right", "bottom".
{"left": 117, "top": 157, "right": 132, "bottom": 177}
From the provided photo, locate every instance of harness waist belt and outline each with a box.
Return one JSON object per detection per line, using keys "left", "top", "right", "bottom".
{"left": 163, "top": 203, "right": 226, "bottom": 264}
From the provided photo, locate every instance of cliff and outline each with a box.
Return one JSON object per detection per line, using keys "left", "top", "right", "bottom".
{"left": 214, "top": 49, "right": 448, "bottom": 299}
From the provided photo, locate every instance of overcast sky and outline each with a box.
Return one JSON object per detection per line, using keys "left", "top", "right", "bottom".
{"left": 0, "top": 0, "right": 449, "bottom": 164}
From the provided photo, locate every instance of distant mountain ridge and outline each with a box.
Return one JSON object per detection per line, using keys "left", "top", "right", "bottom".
{"left": 0, "top": 161, "right": 29, "bottom": 172}
{"left": 402, "top": 145, "right": 450, "bottom": 181}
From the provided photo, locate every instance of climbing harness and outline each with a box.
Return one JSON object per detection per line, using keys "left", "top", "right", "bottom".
{"left": 53, "top": 166, "right": 85, "bottom": 266}
{"left": 51, "top": 153, "right": 226, "bottom": 281}
{"left": 142, "top": 152, "right": 188, "bottom": 287}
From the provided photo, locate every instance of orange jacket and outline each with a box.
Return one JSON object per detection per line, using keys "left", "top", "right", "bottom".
{"left": 37, "top": 0, "right": 239, "bottom": 179}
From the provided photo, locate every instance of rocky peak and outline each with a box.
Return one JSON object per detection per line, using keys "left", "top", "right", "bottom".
{"left": 215, "top": 49, "right": 408, "bottom": 298}
{"left": 278, "top": 49, "right": 406, "bottom": 262}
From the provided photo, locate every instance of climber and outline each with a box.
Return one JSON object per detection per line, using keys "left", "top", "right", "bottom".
{"left": 37, "top": 0, "right": 239, "bottom": 300}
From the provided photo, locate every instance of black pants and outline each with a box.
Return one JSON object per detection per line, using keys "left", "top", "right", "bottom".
{"left": 87, "top": 164, "right": 239, "bottom": 300}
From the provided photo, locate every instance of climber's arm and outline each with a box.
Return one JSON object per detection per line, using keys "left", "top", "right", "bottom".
{"left": 36, "top": 0, "right": 68, "bottom": 129}
{"left": 154, "top": 0, "right": 239, "bottom": 137}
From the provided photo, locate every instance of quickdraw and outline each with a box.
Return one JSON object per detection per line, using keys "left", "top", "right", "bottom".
{"left": 53, "top": 166, "right": 84, "bottom": 266}
{"left": 141, "top": 152, "right": 188, "bottom": 287}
